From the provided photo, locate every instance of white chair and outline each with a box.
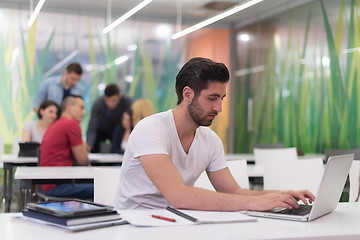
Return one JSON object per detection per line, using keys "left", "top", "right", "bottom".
{"left": 11, "top": 137, "right": 20, "bottom": 156}
{"left": 194, "top": 160, "right": 249, "bottom": 191}
{"left": 263, "top": 158, "right": 324, "bottom": 194}
{"left": 253, "top": 147, "right": 298, "bottom": 166}
{"left": 94, "top": 167, "right": 121, "bottom": 206}
{"left": 349, "top": 160, "right": 360, "bottom": 202}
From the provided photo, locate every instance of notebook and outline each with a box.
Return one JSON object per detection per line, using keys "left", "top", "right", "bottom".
{"left": 246, "top": 154, "right": 354, "bottom": 222}
{"left": 22, "top": 209, "right": 121, "bottom": 226}
{"left": 18, "top": 142, "right": 40, "bottom": 157}
{"left": 120, "top": 207, "right": 256, "bottom": 227}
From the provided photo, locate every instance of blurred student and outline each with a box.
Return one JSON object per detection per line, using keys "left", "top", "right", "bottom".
{"left": 111, "top": 99, "right": 156, "bottom": 154}
{"left": 87, "top": 83, "right": 133, "bottom": 153}
{"left": 131, "top": 98, "right": 156, "bottom": 126}
{"left": 111, "top": 109, "right": 133, "bottom": 154}
{"left": 40, "top": 95, "right": 93, "bottom": 199}
{"left": 33, "top": 62, "right": 83, "bottom": 111}
{"left": 22, "top": 100, "right": 60, "bottom": 143}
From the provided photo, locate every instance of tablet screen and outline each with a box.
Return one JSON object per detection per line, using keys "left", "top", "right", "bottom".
{"left": 38, "top": 200, "right": 104, "bottom": 212}
{"left": 27, "top": 200, "right": 111, "bottom": 216}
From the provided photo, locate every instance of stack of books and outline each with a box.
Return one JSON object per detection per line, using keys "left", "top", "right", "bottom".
{"left": 21, "top": 200, "right": 127, "bottom": 231}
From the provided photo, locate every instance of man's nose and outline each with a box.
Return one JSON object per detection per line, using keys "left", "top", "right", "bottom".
{"left": 213, "top": 100, "right": 222, "bottom": 113}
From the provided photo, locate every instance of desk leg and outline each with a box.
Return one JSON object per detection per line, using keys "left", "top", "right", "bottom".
{"left": 18, "top": 179, "right": 32, "bottom": 212}
{"left": 2, "top": 163, "right": 13, "bottom": 213}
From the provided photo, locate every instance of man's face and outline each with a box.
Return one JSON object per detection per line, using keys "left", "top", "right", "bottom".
{"left": 188, "top": 81, "right": 227, "bottom": 126}
{"left": 104, "top": 95, "right": 120, "bottom": 109}
{"left": 63, "top": 71, "right": 81, "bottom": 89}
{"left": 69, "top": 98, "right": 86, "bottom": 122}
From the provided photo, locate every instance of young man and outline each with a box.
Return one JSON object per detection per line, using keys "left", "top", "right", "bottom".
{"left": 40, "top": 95, "right": 93, "bottom": 199}
{"left": 87, "top": 83, "right": 133, "bottom": 153}
{"left": 115, "top": 57, "right": 314, "bottom": 211}
{"left": 33, "top": 62, "right": 83, "bottom": 111}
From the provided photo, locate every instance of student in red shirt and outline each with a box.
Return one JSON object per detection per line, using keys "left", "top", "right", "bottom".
{"left": 40, "top": 95, "right": 93, "bottom": 199}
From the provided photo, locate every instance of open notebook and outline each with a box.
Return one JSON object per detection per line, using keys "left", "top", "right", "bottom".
{"left": 119, "top": 207, "right": 256, "bottom": 227}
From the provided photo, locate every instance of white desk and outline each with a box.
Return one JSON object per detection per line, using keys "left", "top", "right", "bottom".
{"left": 0, "top": 153, "right": 122, "bottom": 212}
{"left": 1, "top": 203, "right": 360, "bottom": 240}
{"left": 14, "top": 166, "right": 94, "bottom": 211}
{"left": 226, "top": 153, "right": 325, "bottom": 162}
{"left": 88, "top": 153, "right": 123, "bottom": 164}
{"left": 0, "top": 155, "right": 37, "bottom": 212}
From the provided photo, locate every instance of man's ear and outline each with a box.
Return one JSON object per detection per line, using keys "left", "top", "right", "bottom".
{"left": 182, "top": 86, "right": 194, "bottom": 103}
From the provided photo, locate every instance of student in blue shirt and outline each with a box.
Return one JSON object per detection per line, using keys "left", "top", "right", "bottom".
{"left": 33, "top": 63, "right": 83, "bottom": 111}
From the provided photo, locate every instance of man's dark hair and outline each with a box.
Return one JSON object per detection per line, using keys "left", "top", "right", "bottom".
{"left": 175, "top": 57, "right": 229, "bottom": 105}
{"left": 37, "top": 100, "right": 60, "bottom": 119}
{"left": 61, "top": 95, "right": 83, "bottom": 112}
{"left": 104, "top": 83, "right": 120, "bottom": 97}
{"left": 66, "top": 62, "right": 83, "bottom": 75}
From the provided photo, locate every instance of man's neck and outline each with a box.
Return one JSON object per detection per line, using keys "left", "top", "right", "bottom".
{"left": 61, "top": 112, "right": 76, "bottom": 122}
{"left": 172, "top": 105, "right": 198, "bottom": 140}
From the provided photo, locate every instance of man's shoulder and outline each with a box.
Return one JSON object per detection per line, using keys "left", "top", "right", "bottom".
{"left": 52, "top": 117, "right": 79, "bottom": 129}
{"left": 140, "top": 110, "right": 170, "bottom": 123}
{"left": 133, "top": 110, "right": 171, "bottom": 131}
{"left": 122, "top": 94, "right": 133, "bottom": 102}
{"left": 92, "top": 96, "right": 104, "bottom": 106}
{"left": 42, "top": 76, "right": 61, "bottom": 84}
{"left": 197, "top": 126, "right": 221, "bottom": 141}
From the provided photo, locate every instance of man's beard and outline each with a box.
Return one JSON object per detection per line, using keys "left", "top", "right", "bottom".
{"left": 188, "top": 97, "right": 217, "bottom": 126}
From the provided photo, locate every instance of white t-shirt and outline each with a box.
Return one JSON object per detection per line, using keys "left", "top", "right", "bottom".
{"left": 24, "top": 121, "right": 43, "bottom": 143}
{"left": 115, "top": 110, "right": 227, "bottom": 210}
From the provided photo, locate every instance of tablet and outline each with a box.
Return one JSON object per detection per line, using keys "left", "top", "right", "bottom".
{"left": 26, "top": 200, "right": 113, "bottom": 217}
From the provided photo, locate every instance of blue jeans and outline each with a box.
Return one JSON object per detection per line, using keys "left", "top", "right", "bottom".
{"left": 44, "top": 184, "right": 94, "bottom": 200}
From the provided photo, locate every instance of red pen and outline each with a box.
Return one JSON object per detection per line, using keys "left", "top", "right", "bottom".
{"left": 151, "top": 214, "right": 176, "bottom": 222}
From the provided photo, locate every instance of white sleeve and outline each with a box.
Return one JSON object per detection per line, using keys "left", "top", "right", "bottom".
{"left": 206, "top": 132, "right": 227, "bottom": 172}
{"left": 127, "top": 117, "right": 169, "bottom": 158}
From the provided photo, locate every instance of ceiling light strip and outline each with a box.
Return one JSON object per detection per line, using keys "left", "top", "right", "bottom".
{"left": 171, "top": 0, "right": 263, "bottom": 39}
{"left": 103, "top": 0, "right": 153, "bottom": 33}
{"left": 28, "top": 0, "right": 46, "bottom": 27}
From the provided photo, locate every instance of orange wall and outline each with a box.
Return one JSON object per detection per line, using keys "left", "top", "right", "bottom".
{"left": 185, "top": 28, "right": 230, "bottom": 151}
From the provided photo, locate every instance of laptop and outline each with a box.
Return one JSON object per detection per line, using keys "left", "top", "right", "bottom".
{"left": 246, "top": 154, "right": 354, "bottom": 222}
{"left": 18, "top": 142, "right": 40, "bottom": 157}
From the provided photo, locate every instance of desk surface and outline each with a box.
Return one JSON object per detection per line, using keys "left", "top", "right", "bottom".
{"left": 1, "top": 203, "right": 360, "bottom": 240}
{"left": 0, "top": 153, "right": 123, "bottom": 164}
{"left": 14, "top": 166, "right": 94, "bottom": 179}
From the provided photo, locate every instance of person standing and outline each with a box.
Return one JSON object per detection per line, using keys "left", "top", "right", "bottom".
{"left": 87, "top": 83, "right": 133, "bottom": 153}
{"left": 33, "top": 62, "right": 83, "bottom": 111}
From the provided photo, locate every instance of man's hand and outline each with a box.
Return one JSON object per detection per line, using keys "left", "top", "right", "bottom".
{"left": 247, "top": 190, "right": 315, "bottom": 211}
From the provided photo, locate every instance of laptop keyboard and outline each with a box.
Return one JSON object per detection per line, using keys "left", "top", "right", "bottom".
{"left": 277, "top": 205, "right": 312, "bottom": 216}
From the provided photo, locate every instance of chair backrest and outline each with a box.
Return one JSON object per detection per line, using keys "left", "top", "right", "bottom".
{"left": 194, "top": 160, "right": 249, "bottom": 190}
{"left": 253, "top": 147, "right": 298, "bottom": 166}
{"left": 94, "top": 167, "right": 122, "bottom": 206}
{"left": 12, "top": 137, "right": 20, "bottom": 155}
{"left": 263, "top": 158, "right": 324, "bottom": 194}
{"left": 227, "top": 160, "right": 250, "bottom": 189}
{"left": 349, "top": 160, "right": 360, "bottom": 202}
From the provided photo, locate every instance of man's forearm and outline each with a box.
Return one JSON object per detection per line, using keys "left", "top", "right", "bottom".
{"left": 167, "top": 185, "right": 256, "bottom": 211}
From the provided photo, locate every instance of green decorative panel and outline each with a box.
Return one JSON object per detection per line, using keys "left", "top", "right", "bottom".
{"left": 234, "top": 0, "right": 359, "bottom": 153}
{"left": 0, "top": 9, "right": 182, "bottom": 144}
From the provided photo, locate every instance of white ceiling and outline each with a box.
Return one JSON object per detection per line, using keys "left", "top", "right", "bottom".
{"left": 1, "top": 0, "right": 314, "bottom": 28}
